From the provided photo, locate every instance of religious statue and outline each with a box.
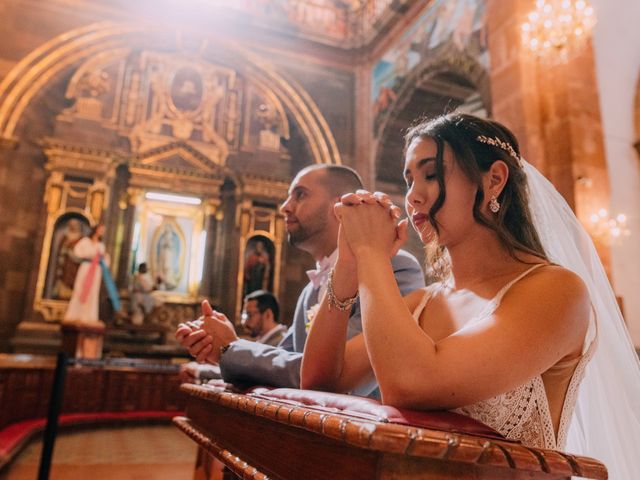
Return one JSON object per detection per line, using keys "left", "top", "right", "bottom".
{"left": 130, "top": 262, "right": 162, "bottom": 325}
{"left": 256, "top": 103, "right": 281, "bottom": 150}
{"left": 63, "top": 224, "right": 120, "bottom": 326}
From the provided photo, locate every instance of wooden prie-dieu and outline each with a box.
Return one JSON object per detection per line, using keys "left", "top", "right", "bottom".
{"left": 174, "top": 384, "right": 607, "bottom": 480}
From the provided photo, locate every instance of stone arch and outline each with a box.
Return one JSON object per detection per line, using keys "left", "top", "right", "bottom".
{"left": 0, "top": 21, "right": 341, "bottom": 165}
{"left": 374, "top": 43, "right": 491, "bottom": 188}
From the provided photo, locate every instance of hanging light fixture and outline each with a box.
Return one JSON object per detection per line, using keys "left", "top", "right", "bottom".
{"left": 588, "top": 209, "right": 630, "bottom": 244}
{"left": 521, "top": 0, "right": 596, "bottom": 62}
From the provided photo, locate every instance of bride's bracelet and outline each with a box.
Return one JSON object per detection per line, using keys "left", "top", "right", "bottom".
{"left": 326, "top": 268, "right": 358, "bottom": 312}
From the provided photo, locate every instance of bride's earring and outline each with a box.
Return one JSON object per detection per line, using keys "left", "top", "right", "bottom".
{"left": 489, "top": 194, "right": 500, "bottom": 213}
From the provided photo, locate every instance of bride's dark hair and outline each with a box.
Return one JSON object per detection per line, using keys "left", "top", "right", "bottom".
{"left": 404, "top": 113, "right": 548, "bottom": 280}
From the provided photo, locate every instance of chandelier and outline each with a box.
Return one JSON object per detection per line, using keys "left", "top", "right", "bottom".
{"left": 521, "top": 0, "right": 596, "bottom": 62}
{"left": 588, "top": 209, "right": 630, "bottom": 244}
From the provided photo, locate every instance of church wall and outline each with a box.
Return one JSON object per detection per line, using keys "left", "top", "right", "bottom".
{"left": 0, "top": 145, "right": 47, "bottom": 350}
{"left": 590, "top": 0, "right": 640, "bottom": 345}
{"left": 485, "top": 0, "right": 640, "bottom": 346}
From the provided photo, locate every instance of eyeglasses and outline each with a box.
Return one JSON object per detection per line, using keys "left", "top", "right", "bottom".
{"left": 240, "top": 310, "right": 262, "bottom": 322}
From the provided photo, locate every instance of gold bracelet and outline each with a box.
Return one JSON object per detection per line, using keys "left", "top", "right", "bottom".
{"left": 326, "top": 268, "right": 358, "bottom": 312}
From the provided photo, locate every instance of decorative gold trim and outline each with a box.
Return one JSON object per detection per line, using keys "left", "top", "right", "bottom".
{"left": 62, "top": 47, "right": 131, "bottom": 125}
{"left": 32, "top": 139, "right": 119, "bottom": 322}
{"left": 234, "top": 202, "right": 284, "bottom": 323}
{"left": 132, "top": 193, "right": 207, "bottom": 304}
{"left": 0, "top": 136, "right": 18, "bottom": 149}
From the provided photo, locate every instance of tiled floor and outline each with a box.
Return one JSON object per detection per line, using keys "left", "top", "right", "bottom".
{"left": 1, "top": 424, "right": 197, "bottom": 480}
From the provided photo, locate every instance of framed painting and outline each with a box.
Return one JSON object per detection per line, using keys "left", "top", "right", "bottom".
{"left": 131, "top": 194, "right": 206, "bottom": 302}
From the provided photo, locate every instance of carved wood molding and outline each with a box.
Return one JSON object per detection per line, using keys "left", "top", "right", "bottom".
{"left": 179, "top": 385, "right": 607, "bottom": 479}
{"left": 174, "top": 416, "right": 271, "bottom": 480}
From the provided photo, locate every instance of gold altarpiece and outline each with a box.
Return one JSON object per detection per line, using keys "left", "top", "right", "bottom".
{"left": 10, "top": 27, "right": 335, "bottom": 347}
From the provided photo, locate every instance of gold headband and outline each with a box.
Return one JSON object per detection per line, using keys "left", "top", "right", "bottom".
{"left": 476, "top": 135, "right": 522, "bottom": 164}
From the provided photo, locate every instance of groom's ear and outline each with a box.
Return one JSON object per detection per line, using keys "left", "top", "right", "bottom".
{"left": 486, "top": 160, "right": 509, "bottom": 195}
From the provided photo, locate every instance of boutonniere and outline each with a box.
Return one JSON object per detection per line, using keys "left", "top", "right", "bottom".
{"left": 305, "top": 302, "right": 320, "bottom": 333}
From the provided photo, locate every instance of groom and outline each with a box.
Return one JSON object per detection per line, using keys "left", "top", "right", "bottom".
{"left": 176, "top": 164, "right": 424, "bottom": 395}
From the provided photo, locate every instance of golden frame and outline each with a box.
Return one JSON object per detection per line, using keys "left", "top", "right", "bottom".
{"left": 33, "top": 209, "right": 95, "bottom": 322}
{"left": 235, "top": 205, "right": 285, "bottom": 322}
{"left": 132, "top": 194, "right": 207, "bottom": 304}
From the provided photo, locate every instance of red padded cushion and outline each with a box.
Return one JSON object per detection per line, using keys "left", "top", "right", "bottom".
{"left": 0, "top": 419, "right": 45, "bottom": 459}
{"left": 250, "top": 387, "right": 504, "bottom": 440}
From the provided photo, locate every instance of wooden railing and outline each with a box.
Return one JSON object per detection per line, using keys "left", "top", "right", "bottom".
{"left": 176, "top": 384, "right": 608, "bottom": 480}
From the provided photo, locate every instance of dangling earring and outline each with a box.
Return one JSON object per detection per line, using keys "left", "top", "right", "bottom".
{"left": 489, "top": 194, "right": 500, "bottom": 213}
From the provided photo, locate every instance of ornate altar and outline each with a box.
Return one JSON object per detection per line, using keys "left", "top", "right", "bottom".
{"left": 4, "top": 26, "right": 342, "bottom": 354}
{"left": 175, "top": 385, "right": 607, "bottom": 480}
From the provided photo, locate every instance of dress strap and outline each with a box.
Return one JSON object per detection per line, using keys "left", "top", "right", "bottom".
{"left": 493, "top": 263, "right": 547, "bottom": 306}
{"left": 411, "top": 288, "right": 432, "bottom": 322}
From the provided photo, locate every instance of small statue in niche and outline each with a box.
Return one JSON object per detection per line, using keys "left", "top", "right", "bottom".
{"left": 130, "top": 262, "right": 162, "bottom": 325}
{"left": 74, "top": 70, "right": 110, "bottom": 119}
{"left": 256, "top": 103, "right": 281, "bottom": 150}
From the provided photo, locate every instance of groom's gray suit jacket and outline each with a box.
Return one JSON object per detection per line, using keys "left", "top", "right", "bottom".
{"left": 219, "top": 249, "right": 425, "bottom": 395}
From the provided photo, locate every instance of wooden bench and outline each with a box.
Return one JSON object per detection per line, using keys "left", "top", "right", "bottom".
{"left": 175, "top": 384, "right": 608, "bottom": 480}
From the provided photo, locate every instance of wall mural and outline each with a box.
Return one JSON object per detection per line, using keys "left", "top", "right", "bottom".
{"left": 371, "top": 0, "right": 488, "bottom": 134}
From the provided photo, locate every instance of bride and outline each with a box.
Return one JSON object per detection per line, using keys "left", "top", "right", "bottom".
{"left": 301, "top": 113, "right": 640, "bottom": 478}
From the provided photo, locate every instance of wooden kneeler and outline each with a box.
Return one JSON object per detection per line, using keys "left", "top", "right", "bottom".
{"left": 174, "top": 384, "right": 607, "bottom": 480}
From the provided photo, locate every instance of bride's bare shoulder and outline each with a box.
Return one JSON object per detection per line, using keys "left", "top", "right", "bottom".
{"left": 526, "top": 264, "right": 588, "bottom": 296}
{"left": 506, "top": 264, "right": 591, "bottom": 327}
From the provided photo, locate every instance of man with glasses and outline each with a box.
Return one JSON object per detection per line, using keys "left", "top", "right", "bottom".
{"left": 240, "top": 290, "right": 286, "bottom": 347}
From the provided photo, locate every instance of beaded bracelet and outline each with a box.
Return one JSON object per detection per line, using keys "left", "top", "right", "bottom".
{"left": 326, "top": 268, "right": 358, "bottom": 312}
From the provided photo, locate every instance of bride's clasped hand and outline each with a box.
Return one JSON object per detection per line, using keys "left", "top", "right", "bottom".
{"left": 334, "top": 189, "right": 408, "bottom": 260}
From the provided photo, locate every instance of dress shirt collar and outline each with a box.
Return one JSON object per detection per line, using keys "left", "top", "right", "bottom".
{"left": 257, "top": 323, "right": 287, "bottom": 345}
{"left": 305, "top": 249, "right": 338, "bottom": 289}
